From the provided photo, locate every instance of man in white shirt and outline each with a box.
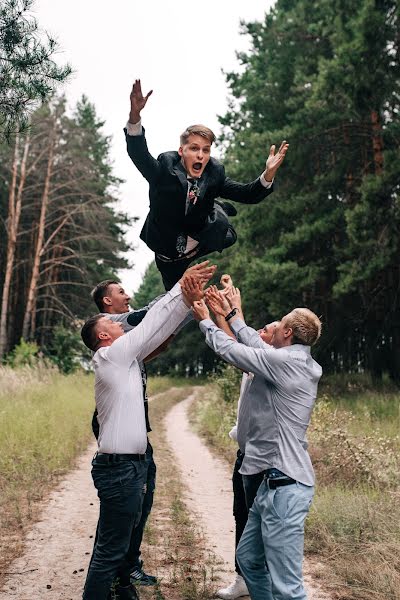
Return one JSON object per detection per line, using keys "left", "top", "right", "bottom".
{"left": 124, "top": 79, "right": 289, "bottom": 290}
{"left": 81, "top": 263, "right": 214, "bottom": 600}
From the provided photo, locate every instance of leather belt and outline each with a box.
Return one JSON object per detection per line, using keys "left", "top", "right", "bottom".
{"left": 95, "top": 452, "right": 146, "bottom": 464}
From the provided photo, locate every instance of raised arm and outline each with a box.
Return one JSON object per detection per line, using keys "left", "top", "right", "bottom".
{"left": 219, "top": 140, "right": 289, "bottom": 205}
{"left": 198, "top": 318, "right": 282, "bottom": 384}
{"left": 107, "top": 283, "right": 188, "bottom": 365}
{"left": 125, "top": 79, "right": 160, "bottom": 183}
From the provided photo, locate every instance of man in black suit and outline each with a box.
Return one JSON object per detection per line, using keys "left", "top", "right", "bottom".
{"left": 125, "top": 79, "right": 289, "bottom": 290}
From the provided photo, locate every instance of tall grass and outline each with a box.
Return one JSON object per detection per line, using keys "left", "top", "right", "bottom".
{"left": 0, "top": 365, "right": 95, "bottom": 523}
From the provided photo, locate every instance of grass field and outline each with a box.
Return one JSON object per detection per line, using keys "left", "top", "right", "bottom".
{"left": 191, "top": 371, "right": 400, "bottom": 600}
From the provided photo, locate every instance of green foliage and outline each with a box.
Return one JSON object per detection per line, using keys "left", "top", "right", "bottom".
{"left": 132, "top": 261, "right": 164, "bottom": 307}
{"left": 0, "top": 0, "right": 71, "bottom": 139}
{"left": 215, "top": 0, "right": 400, "bottom": 382}
{"left": 5, "top": 338, "right": 39, "bottom": 367}
{"left": 210, "top": 363, "right": 242, "bottom": 404}
{"left": 45, "top": 325, "right": 91, "bottom": 374}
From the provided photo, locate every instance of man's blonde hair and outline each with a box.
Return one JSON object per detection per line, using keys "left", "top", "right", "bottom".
{"left": 180, "top": 124, "right": 216, "bottom": 146}
{"left": 285, "top": 308, "right": 322, "bottom": 346}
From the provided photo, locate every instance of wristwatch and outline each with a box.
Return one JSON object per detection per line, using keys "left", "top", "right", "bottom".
{"left": 225, "top": 308, "right": 239, "bottom": 322}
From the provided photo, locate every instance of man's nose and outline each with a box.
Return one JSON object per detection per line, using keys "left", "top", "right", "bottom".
{"left": 197, "top": 149, "right": 204, "bottom": 159}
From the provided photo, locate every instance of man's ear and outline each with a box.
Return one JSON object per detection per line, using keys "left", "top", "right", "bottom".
{"left": 178, "top": 146, "right": 183, "bottom": 157}
{"left": 103, "top": 295, "right": 112, "bottom": 307}
{"left": 284, "top": 327, "right": 293, "bottom": 339}
{"left": 98, "top": 331, "right": 110, "bottom": 341}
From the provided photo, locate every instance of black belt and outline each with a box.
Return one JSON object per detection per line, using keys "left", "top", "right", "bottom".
{"left": 95, "top": 452, "right": 146, "bottom": 464}
{"left": 265, "top": 477, "right": 296, "bottom": 489}
{"left": 264, "top": 468, "right": 296, "bottom": 489}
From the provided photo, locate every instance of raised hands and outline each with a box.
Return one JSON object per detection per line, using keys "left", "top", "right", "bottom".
{"left": 204, "top": 285, "right": 230, "bottom": 317}
{"left": 263, "top": 140, "right": 289, "bottom": 182}
{"left": 181, "top": 260, "right": 216, "bottom": 285}
{"left": 192, "top": 299, "right": 210, "bottom": 322}
{"left": 129, "top": 79, "right": 153, "bottom": 124}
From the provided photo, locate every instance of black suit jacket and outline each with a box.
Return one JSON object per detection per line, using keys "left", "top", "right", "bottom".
{"left": 125, "top": 128, "right": 273, "bottom": 257}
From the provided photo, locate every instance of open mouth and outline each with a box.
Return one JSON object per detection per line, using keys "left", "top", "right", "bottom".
{"left": 193, "top": 162, "right": 203, "bottom": 172}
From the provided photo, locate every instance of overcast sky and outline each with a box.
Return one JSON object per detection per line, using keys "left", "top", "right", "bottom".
{"left": 34, "top": 0, "right": 273, "bottom": 296}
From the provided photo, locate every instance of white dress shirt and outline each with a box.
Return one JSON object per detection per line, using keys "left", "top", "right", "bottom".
{"left": 94, "top": 282, "right": 189, "bottom": 454}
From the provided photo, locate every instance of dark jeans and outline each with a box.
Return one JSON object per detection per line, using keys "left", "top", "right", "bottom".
{"left": 82, "top": 456, "right": 147, "bottom": 600}
{"left": 232, "top": 450, "right": 265, "bottom": 576}
{"left": 126, "top": 443, "right": 157, "bottom": 569}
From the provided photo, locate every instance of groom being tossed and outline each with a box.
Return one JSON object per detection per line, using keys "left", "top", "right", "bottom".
{"left": 124, "top": 80, "right": 289, "bottom": 290}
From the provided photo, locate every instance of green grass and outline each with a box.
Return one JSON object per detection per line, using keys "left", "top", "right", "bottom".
{"left": 0, "top": 366, "right": 95, "bottom": 522}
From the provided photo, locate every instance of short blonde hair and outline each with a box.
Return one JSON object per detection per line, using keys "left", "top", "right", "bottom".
{"left": 284, "top": 308, "right": 322, "bottom": 346}
{"left": 180, "top": 124, "right": 216, "bottom": 145}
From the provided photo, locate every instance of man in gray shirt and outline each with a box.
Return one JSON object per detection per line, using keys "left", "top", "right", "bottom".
{"left": 193, "top": 293, "right": 322, "bottom": 600}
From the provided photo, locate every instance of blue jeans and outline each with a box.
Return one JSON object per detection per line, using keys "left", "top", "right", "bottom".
{"left": 82, "top": 456, "right": 147, "bottom": 600}
{"left": 236, "top": 480, "right": 314, "bottom": 600}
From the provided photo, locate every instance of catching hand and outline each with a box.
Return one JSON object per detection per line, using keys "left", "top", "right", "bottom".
{"left": 205, "top": 285, "right": 230, "bottom": 317}
{"left": 181, "top": 275, "right": 204, "bottom": 306}
{"left": 192, "top": 299, "right": 210, "bottom": 322}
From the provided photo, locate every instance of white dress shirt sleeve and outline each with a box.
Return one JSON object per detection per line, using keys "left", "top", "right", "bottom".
{"left": 126, "top": 119, "right": 143, "bottom": 136}
{"left": 259, "top": 173, "right": 273, "bottom": 188}
{"left": 106, "top": 283, "right": 189, "bottom": 365}
{"left": 199, "top": 319, "right": 283, "bottom": 384}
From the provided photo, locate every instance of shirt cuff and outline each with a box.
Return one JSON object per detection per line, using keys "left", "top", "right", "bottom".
{"left": 230, "top": 317, "right": 247, "bottom": 336}
{"left": 199, "top": 318, "right": 216, "bottom": 334}
{"left": 260, "top": 172, "right": 273, "bottom": 188}
{"left": 126, "top": 119, "right": 142, "bottom": 136}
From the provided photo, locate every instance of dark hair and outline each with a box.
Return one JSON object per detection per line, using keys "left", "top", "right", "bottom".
{"left": 180, "top": 124, "right": 216, "bottom": 146}
{"left": 91, "top": 280, "right": 119, "bottom": 311}
{"left": 81, "top": 314, "right": 104, "bottom": 351}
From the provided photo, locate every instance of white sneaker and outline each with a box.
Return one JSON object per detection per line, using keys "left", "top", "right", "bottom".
{"left": 217, "top": 574, "right": 249, "bottom": 599}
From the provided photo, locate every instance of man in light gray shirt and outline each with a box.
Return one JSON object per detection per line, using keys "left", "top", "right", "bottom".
{"left": 193, "top": 294, "right": 322, "bottom": 600}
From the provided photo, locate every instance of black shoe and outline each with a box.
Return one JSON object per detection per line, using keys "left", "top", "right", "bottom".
{"left": 130, "top": 561, "right": 157, "bottom": 586}
{"left": 215, "top": 200, "right": 237, "bottom": 217}
{"left": 114, "top": 583, "right": 139, "bottom": 599}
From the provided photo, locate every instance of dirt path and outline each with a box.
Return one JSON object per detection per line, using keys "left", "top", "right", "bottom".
{"left": 164, "top": 391, "right": 332, "bottom": 600}
{"left": 0, "top": 443, "right": 98, "bottom": 600}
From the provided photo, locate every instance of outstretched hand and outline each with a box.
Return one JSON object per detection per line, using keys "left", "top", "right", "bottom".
{"left": 192, "top": 299, "right": 210, "bottom": 322}
{"left": 263, "top": 140, "right": 289, "bottom": 182}
{"left": 205, "top": 285, "right": 230, "bottom": 317}
{"left": 181, "top": 275, "right": 204, "bottom": 306}
{"left": 129, "top": 79, "right": 153, "bottom": 124}
{"left": 181, "top": 260, "right": 216, "bottom": 286}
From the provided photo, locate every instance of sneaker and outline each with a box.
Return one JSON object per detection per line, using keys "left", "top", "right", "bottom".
{"left": 130, "top": 561, "right": 157, "bottom": 586}
{"left": 114, "top": 583, "right": 139, "bottom": 599}
{"left": 217, "top": 574, "right": 249, "bottom": 599}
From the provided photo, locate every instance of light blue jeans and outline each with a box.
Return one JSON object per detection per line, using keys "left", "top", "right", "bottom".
{"left": 236, "top": 480, "right": 314, "bottom": 600}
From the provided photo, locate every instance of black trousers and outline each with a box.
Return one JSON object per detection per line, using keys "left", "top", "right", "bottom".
{"left": 91, "top": 411, "right": 156, "bottom": 571}
{"left": 232, "top": 450, "right": 265, "bottom": 576}
{"left": 155, "top": 225, "right": 237, "bottom": 291}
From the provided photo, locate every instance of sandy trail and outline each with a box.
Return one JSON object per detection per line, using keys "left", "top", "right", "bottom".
{"left": 164, "top": 391, "right": 332, "bottom": 600}
{"left": 0, "top": 442, "right": 98, "bottom": 600}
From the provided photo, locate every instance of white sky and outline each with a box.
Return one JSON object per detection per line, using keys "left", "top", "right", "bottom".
{"left": 34, "top": 0, "right": 273, "bottom": 295}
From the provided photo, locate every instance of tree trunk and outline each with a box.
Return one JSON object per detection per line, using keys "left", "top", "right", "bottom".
{"left": 22, "top": 125, "right": 55, "bottom": 340}
{"left": 0, "top": 134, "right": 30, "bottom": 356}
{"left": 371, "top": 110, "right": 384, "bottom": 174}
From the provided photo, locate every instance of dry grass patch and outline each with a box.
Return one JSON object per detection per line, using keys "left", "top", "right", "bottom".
{"left": 138, "top": 385, "right": 219, "bottom": 600}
